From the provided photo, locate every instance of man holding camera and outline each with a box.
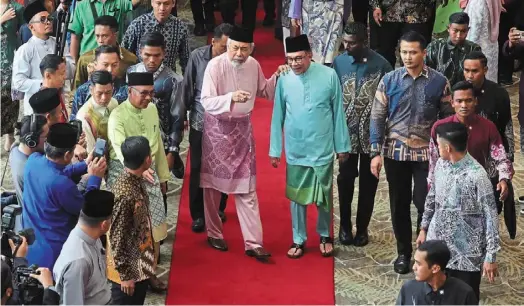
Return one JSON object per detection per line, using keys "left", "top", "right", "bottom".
{"left": 53, "top": 190, "right": 114, "bottom": 305}
{"left": 22, "top": 123, "right": 107, "bottom": 271}
{"left": 1, "top": 236, "right": 58, "bottom": 305}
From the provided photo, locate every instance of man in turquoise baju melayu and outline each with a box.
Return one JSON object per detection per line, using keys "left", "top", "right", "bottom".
{"left": 269, "top": 34, "right": 351, "bottom": 259}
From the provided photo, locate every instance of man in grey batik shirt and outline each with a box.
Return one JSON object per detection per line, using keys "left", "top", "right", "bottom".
{"left": 182, "top": 23, "right": 233, "bottom": 233}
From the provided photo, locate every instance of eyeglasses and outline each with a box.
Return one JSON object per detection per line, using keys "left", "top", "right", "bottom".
{"left": 130, "top": 87, "right": 155, "bottom": 98}
{"left": 30, "top": 16, "right": 54, "bottom": 24}
{"left": 286, "top": 56, "right": 304, "bottom": 64}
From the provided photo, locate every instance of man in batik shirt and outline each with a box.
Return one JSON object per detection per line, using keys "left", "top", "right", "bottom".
{"left": 418, "top": 121, "right": 500, "bottom": 300}
{"left": 127, "top": 31, "right": 185, "bottom": 181}
{"left": 425, "top": 12, "right": 481, "bottom": 86}
{"left": 333, "top": 22, "right": 392, "bottom": 247}
{"left": 429, "top": 81, "right": 513, "bottom": 213}
{"left": 122, "top": 0, "right": 190, "bottom": 73}
{"left": 107, "top": 136, "right": 156, "bottom": 305}
{"left": 369, "top": 31, "right": 452, "bottom": 275}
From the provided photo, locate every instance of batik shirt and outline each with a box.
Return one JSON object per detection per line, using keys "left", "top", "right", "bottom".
{"left": 121, "top": 12, "right": 190, "bottom": 73}
{"left": 333, "top": 49, "right": 393, "bottom": 154}
{"left": 428, "top": 114, "right": 513, "bottom": 185}
{"left": 71, "top": 79, "right": 128, "bottom": 120}
{"left": 369, "top": 0, "right": 435, "bottom": 23}
{"left": 475, "top": 79, "right": 514, "bottom": 162}
{"left": 422, "top": 154, "right": 500, "bottom": 272}
{"left": 425, "top": 38, "right": 481, "bottom": 86}
{"left": 369, "top": 66, "right": 452, "bottom": 161}
{"left": 127, "top": 62, "right": 185, "bottom": 152}
{"left": 106, "top": 171, "right": 155, "bottom": 284}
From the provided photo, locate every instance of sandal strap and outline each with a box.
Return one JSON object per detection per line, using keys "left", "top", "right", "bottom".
{"left": 290, "top": 243, "right": 304, "bottom": 249}
{"left": 320, "top": 236, "right": 333, "bottom": 244}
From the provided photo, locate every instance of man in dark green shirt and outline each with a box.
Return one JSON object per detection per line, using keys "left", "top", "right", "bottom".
{"left": 425, "top": 12, "right": 481, "bottom": 86}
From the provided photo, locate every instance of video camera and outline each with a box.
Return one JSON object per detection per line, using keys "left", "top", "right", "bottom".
{"left": 13, "top": 264, "right": 44, "bottom": 305}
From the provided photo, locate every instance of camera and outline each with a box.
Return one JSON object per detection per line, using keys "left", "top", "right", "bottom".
{"left": 13, "top": 264, "right": 44, "bottom": 305}
{"left": 1, "top": 228, "right": 35, "bottom": 259}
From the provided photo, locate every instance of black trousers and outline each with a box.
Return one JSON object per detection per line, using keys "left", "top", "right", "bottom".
{"left": 384, "top": 158, "right": 429, "bottom": 257}
{"left": 447, "top": 269, "right": 482, "bottom": 301}
{"left": 498, "top": 1, "right": 519, "bottom": 83}
{"left": 190, "top": 0, "right": 215, "bottom": 25}
{"left": 376, "top": 21, "right": 433, "bottom": 67}
{"left": 352, "top": 0, "right": 369, "bottom": 25}
{"left": 337, "top": 153, "right": 379, "bottom": 234}
{"left": 110, "top": 280, "right": 149, "bottom": 305}
{"left": 264, "top": 0, "right": 275, "bottom": 19}
{"left": 189, "top": 128, "right": 227, "bottom": 221}
{"left": 219, "top": 0, "right": 258, "bottom": 33}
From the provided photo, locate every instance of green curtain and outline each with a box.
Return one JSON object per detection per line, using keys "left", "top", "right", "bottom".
{"left": 433, "top": 0, "right": 462, "bottom": 35}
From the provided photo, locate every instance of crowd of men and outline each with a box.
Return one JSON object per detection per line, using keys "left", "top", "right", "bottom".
{"left": 0, "top": 0, "right": 523, "bottom": 304}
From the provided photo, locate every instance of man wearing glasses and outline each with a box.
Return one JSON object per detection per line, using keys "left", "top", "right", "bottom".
{"left": 107, "top": 72, "right": 170, "bottom": 291}
{"left": 12, "top": 0, "right": 75, "bottom": 117}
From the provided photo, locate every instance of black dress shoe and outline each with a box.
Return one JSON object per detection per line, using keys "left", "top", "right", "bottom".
{"left": 245, "top": 247, "right": 271, "bottom": 262}
{"left": 207, "top": 237, "right": 228, "bottom": 251}
{"left": 193, "top": 24, "right": 206, "bottom": 36}
{"left": 338, "top": 228, "right": 353, "bottom": 246}
{"left": 353, "top": 232, "right": 369, "bottom": 247}
{"left": 394, "top": 254, "right": 411, "bottom": 274}
{"left": 191, "top": 218, "right": 205, "bottom": 233}
{"left": 262, "top": 16, "right": 275, "bottom": 27}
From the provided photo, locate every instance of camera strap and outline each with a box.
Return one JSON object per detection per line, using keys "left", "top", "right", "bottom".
{"left": 90, "top": 1, "right": 98, "bottom": 20}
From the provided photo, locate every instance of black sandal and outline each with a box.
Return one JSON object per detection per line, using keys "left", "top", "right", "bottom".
{"left": 320, "top": 236, "right": 334, "bottom": 257}
{"left": 287, "top": 243, "right": 305, "bottom": 259}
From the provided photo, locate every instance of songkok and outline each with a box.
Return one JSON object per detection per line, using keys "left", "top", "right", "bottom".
{"left": 127, "top": 72, "right": 154, "bottom": 86}
{"left": 285, "top": 35, "right": 311, "bottom": 53}
{"left": 47, "top": 123, "right": 77, "bottom": 149}
{"left": 24, "top": 0, "right": 47, "bottom": 23}
{"left": 229, "top": 26, "right": 253, "bottom": 43}
{"left": 82, "top": 190, "right": 115, "bottom": 219}
{"left": 29, "top": 88, "right": 60, "bottom": 114}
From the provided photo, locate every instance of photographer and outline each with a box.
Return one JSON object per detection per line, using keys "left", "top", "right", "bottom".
{"left": 1, "top": 236, "right": 58, "bottom": 305}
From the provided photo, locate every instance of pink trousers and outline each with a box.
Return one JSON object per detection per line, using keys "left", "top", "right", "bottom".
{"left": 203, "top": 188, "right": 263, "bottom": 250}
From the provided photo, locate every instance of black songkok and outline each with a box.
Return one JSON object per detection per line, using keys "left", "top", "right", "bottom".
{"left": 47, "top": 123, "right": 77, "bottom": 149}
{"left": 24, "top": 0, "right": 47, "bottom": 24}
{"left": 82, "top": 190, "right": 115, "bottom": 219}
{"left": 229, "top": 26, "right": 253, "bottom": 43}
{"left": 127, "top": 72, "right": 154, "bottom": 86}
{"left": 285, "top": 35, "right": 311, "bottom": 53}
{"left": 29, "top": 88, "right": 61, "bottom": 114}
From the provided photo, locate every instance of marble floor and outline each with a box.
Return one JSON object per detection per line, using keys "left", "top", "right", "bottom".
{"left": 1, "top": 4, "right": 523, "bottom": 305}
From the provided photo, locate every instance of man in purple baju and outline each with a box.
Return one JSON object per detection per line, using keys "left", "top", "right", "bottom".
{"left": 200, "top": 26, "right": 287, "bottom": 261}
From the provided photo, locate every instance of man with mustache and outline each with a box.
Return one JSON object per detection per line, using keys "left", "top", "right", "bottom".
{"left": 12, "top": 0, "right": 75, "bottom": 116}
{"left": 107, "top": 72, "right": 169, "bottom": 292}
{"left": 333, "top": 22, "right": 392, "bottom": 247}
{"left": 199, "top": 26, "right": 286, "bottom": 261}
{"left": 270, "top": 34, "right": 350, "bottom": 259}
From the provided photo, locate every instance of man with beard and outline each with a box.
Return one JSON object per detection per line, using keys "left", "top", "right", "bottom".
{"left": 425, "top": 12, "right": 481, "bottom": 86}
{"left": 270, "top": 34, "right": 350, "bottom": 259}
{"left": 107, "top": 72, "right": 169, "bottom": 291}
{"left": 12, "top": 0, "right": 75, "bottom": 116}
{"left": 182, "top": 23, "right": 233, "bottom": 232}
{"left": 332, "top": 22, "right": 392, "bottom": 247}
{"left": 199, "top": 26, "right": 286, "bottom": 260}
{"left": 369, "top": 31, "right": 452, "bottom": 274}
{"left": 127, "top": 32, "right": 185, "bottom": 180}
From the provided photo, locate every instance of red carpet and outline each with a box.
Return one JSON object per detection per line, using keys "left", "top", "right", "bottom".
{"left": 165, "top": 9, "right": 334, "bottom": 305}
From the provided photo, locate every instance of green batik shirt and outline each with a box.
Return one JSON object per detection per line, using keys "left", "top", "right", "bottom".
{"left": 69, "top": 0, "right": 133, "bottom": 55}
